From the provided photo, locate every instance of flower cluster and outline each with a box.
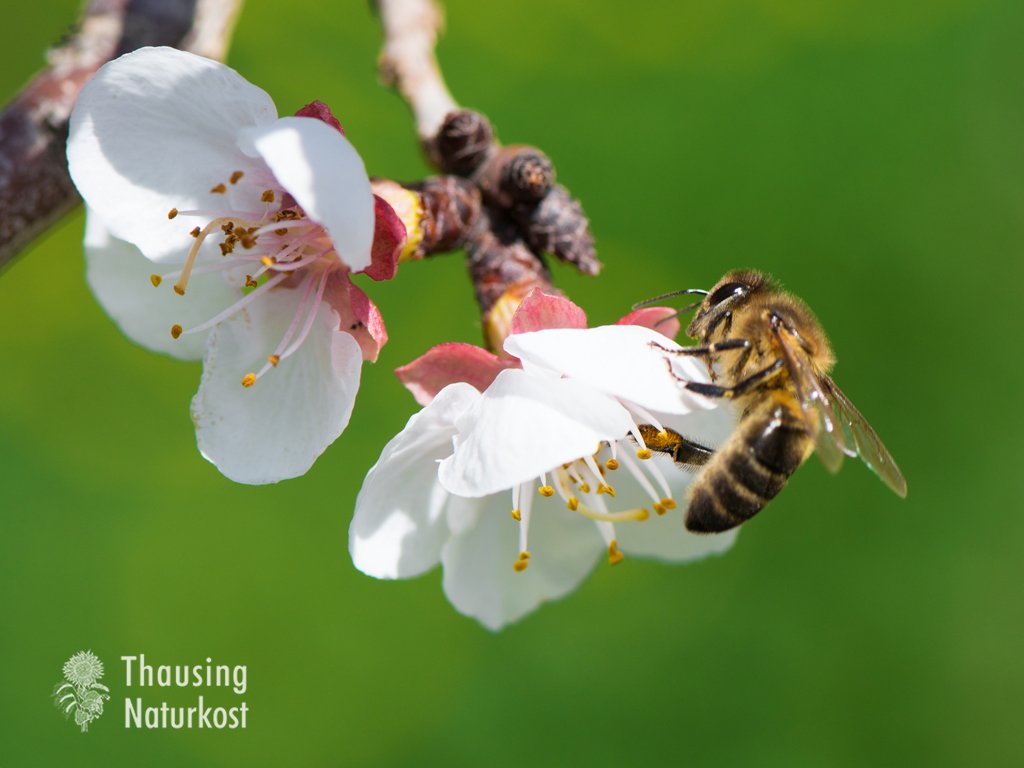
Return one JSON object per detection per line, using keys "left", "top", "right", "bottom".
{"left": 67, "top": 49, "right": 740, "bottom": 630}
{"left": 350, "top": 291, "right": 738, "bottom": 629}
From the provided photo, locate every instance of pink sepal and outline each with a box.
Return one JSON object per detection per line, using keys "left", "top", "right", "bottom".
{"left": 395, "top": 342, "right": 516, "bottom": 406}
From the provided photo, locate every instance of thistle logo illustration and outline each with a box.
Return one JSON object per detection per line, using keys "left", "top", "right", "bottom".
{"left": 54, "top": 650, "right": 110, "bottom": 732}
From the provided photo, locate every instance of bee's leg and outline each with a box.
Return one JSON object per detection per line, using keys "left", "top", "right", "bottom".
{"left": 705, "top": 310, "right": 732, "bottom": 341}
{"left": 671, "top": 438, "right": 714, "bottom": 468}
{"left": 651, "top": 338, "right": 750, "bottom": 383}
{"left": 650, "top": 338, "right": 751, "bottom": 358}
{"left": 633, "top": 425, "right": 714, "bottom": 469}
{"left": 668, "top": 359, "right": 785, "bottom": 400}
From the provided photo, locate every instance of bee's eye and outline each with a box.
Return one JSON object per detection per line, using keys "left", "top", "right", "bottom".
{"left": 707, "top": 281, "right": 747, "bottom": 306}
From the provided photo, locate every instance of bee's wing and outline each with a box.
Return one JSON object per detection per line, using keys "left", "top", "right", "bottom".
{"left": 771, "top": 323, "right": 852, "bottom": 474}
{"left": 819, "top": 374, "right": 908, "bottom": 497}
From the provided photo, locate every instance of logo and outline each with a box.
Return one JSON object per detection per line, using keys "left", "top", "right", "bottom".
{"left": 54, "top": 650, "right": 110, "bottom": 732}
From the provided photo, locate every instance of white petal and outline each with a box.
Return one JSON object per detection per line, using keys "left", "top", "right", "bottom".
{"left": 68, "top": 47, "right": 278, "bottom": 263}
{"left": 505, "top": 325, "right": 717, "bottom": 414}
{"left": 84, "top": 212, "right": 240, "bottom": 361}
{"left": 239, "top": 117, "right": 374, "bottom": 272}
{"left": 191, "top": 288, "right": 361, "bottom": 483}
{"left": 610, "top": 452, "right": 740, "bottom": 561}
{"left": 350, "top": 383, "right": 480, "bottom": 579}
{"left": 441, "top": 494, "right": 604, "bottom": 631}
{"left": 438, "top": 368, "right": 635, "bottom": 498}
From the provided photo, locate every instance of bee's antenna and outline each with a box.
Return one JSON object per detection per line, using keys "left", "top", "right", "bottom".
{"left": 632, "top": 288, "right": 708, "bottom": 310}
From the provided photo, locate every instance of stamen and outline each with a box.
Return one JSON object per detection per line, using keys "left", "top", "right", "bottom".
{"left": 170, "top": 324, "right": 182, "bottom": 339}
{"left": 513, "top": 486, "right": 534, "bottom": 572}
{"left": 605, "top": 458, "right": 620, "bottom": 470}
{"left": 623, "top": 399, "right": 664, "bottom": 434}
{"left": 181, "top": 272, "right": 288, "bottom": 336}
{"left": 617, "top": 451, "right": 665, "bottom": 508}
{"left": 538, "top": 485, "right": 555, "bottom": 497}
{"left": 608, "top": 540, "right": 625, "bottom": 566}
{"left": 210, "top": 183, "right": 227, "bottom": 194}
{"left": 267, "top": 354, "right": 280, "bottom": 367}
{"left": 511, "top": 509, "right": 521, "bottom": 521}
{"left": 190, "top": 227, "right": 201, "bottom": 238}
{"left": 167, "top": 208, "right": 178, "bottom": 219}
{"left": 260, "top": 189, "right": 276, "bottom": 203}
{"left": 568, "top": 503, "right": 649, "bottom": 523}
{"left": 150, "top": 274, "right": 162, "bottom": 287}
{"left": 230, "top": 170, "right": 244, "bottom": 184}
{"left": 241, "top": 373, "right": 256, "bottom": 388}
{"left": 173, "top": 216, "right": 239, "bottom": 296}
{"left": 636, "top": 448, "right": 653, "bottom": 460}
{"left": 567, "top": 496, "right": 579, "bottom": 511}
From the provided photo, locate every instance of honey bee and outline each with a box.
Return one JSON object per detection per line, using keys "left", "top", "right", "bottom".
{"left": 643, "top": 269, "right": 906, "bottom": 533}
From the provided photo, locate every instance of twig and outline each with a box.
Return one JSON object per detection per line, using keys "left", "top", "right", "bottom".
{"left": 376, "top": 0, "right": 458, "bottom": 146}
{"left": 0, "top": 0, "right": 245, "bottom": 271}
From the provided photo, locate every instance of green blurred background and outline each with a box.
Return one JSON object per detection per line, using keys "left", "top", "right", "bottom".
{"left": 2, "top": 0, "right": 1022, "bottom": 765}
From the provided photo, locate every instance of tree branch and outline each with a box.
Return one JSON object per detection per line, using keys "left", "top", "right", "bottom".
{"left": 376, "top": 0, "right": 457, "bottom": 147}
{"left": 374, "top": 0, "right": 600, "bottom": 350}
{"left": 0, "top": 0, "right": 245, "bottom": 271}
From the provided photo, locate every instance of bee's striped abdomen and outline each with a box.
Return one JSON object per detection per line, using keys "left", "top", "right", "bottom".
{"left": 685, "top": 402, "right": 811, "bottom": 533}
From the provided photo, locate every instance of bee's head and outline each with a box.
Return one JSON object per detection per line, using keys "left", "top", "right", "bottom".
{"left": 686, "top": 269, "right": 772, "bottom": 340}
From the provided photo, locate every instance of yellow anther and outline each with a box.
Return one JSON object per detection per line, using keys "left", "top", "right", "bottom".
{"left": 170, "top": 324, "right": 183, "bottom": 339}
{"left": 519, "top": 551, "right": 531, "bottom": 560}
{"left": 245, "top": 275, "right": 258, "bottom": 288}
{"left": 267, "top": 354, "right": 280, "bottom": 367}
{"left": 660, "top": 498, "right": 677, "bottom": 510}
{"left": 261, "top": 189, "right": 276, "bottom": 203}
{"left": 513, "top": 559, "right": 529, "bottom": 573}
{"left": 173, "top": 285, "right": 185, "bottom": 296}
{"left": 538, "top": 485, "right": 555, "bottom": 497}
{"left": 636, "top": 448, "right": 653, "bottom": 460}
{"left": 567, "top": 496, "right": 579, "bottom": 512}
{"left": 596, "top": 483, "right": 616, "bottom": 497}
{"left": 261, "top": 256, "right": 275, "bottom": 267}
{"left": 221, "top": 221, "right": 235, "bottom": 233}
{"left": 608, "top": 541, "right": 625, "bottom": 566}
{"left": 653, "top": 502, "right": 666, "bottom": 516}
{"left": 241, "top": 373, "right": 257, "bottom": 388}
{"left": 210, "top": 183, "right": 227, "bottom": 194}
{"left": 605, "top": 458, "right": 620, "bottom": 470}
{"left": 511, "top": 508, "right": 521, "bottom": 521}
{"left": 149, "top": 274, "right": 162, "bottom": 287}
{"left": 578, "top": 483, "right": 591, "bottom": 494}
{"left": 219, "top": 242, "right": 235, "bottom": 256}
{"left": 167, "top": 208, "right": 178, "bottom": 219}
{"left": 190, "top": 226, "right": 201, "bottom": 238}
{"left": 230, "top": 170, "right": 244, "bottom": 184}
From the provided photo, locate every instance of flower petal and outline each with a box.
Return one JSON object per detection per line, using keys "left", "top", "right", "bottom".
{"left": 239, "top": 116, "right": 374, "bottom": 272}
{"left": 68, "top": 47, "right": 278, "bottom": 263}
{"left": 84, "top": 212, "right": 240, "bottom": 361}
{"left": 395, "top": 342, "right": 516, "bottom": 406}
{"left": 350, "top": 383, "right": 480, "bottom": 579}
{"left": 505, "top": 325, "right": 716, "bottom": 415}
{"left": 294, "top": 100, "right": 345, "bottom": 134}
{"left": 616, "top": 306, "right": 680, "bottom": 340}
{"left": 441, "top": 493, "right": 604, "bottom": 630}
{"left": 508, "top": 289, "right": 587, "bottom": 335}
{"left": 191, "top": 287, "right": 362, "bottom": 484}
{"left": 361, "top": 195, "right": 404, "bottom": 282}
{"left": 438, "top": 368, "right": 635, "bottom": 497}
{"left": 325, "top": 274, "right": 387, "bottom": 363}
